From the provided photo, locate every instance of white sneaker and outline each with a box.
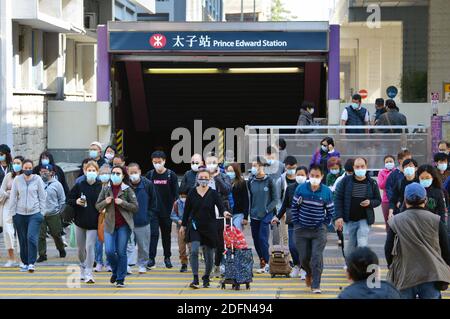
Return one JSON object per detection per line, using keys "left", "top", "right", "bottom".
{"left": 127, "top": 266, "right": 133, "bottom": 275}
{"left": 343, "top": 265, "right": 348, "bottom": 271}
{"left": 300, "top": 269, "right": 307, "bottom": 280}
{"left": 4, "top": 260, "right": 16, "bottom": 268}
{"left": 138, "top": 266, "right": 147, "bottom": 274}
{"left": 27, "top": 264, "right": 35, "bottom": 273}
{"left": 94, "top": 264, "right": 103, "bottom": 272}
{"left": 290, "top": 266, "right": 300, "bottom": 278}
{"left": 106, "top": 265, "right": 112, "bottom": 272}
{"left": 85, "top": 273, "right": 95, "bottom": 284}
{"left": 19, "top": 264, "right": 28, "bottom": 272}
{"left": 312, "top": 288, "right": 322, "bottom": 294}
{"left": 256, "top": 265, "right": 270, "bottom": 274}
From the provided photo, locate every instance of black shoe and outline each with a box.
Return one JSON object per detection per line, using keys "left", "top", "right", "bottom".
{"left": 93, "top": 261, "right": 97, "bottom": 268}
{"left": 115, "top": 280, "right": 125, "bottom": 288}
{"left": 202, "top": 276, "right": 210, "bottom": 288}
{"left": 110, "top": 275, "right": 117, "bottom": 284}
{"left": 289, "top": 261, "right": 294, "bottom": 268}
{"left": 147, "top": 258, "right": 156, "bottom": 270}
{"left": 59, "top": 250, "right": 67, "bottom": 258}
{"left": 180, "top": 264, "right": 188, "bottom": 273}
{"left": 36, "top": 255, "right": 47, "bottom": 263}
{"left": 189, "top": 281, "right": 200, "bottom": 289}
{"left": 164, "top": 258, "right": 173, "bottom": 269}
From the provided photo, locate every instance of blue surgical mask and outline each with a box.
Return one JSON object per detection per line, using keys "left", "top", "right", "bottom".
{"left": 111, "top": 174, "right": 123, "bottom": 185}
{"left": 129, "top": 173, "right": 141, "bottom": 183}
{"left": 89, "top": 150, "right": 98, "bottom": 159}
{"left": 354, "top": 169, "right": 367, "bottom": 177}
{"left": 251, "top": 167, "right": 258, "bottom": 175}
{"left": 226, "top": 172, "right": 236, "bottom": 180}
{"left": 404, "top": 166, "right": 415, "bottom": 176}
{"left": 351, "top": 103, "right": 360, "bottom": 110}
{"left": 287, "top": 169, "right": 296, "bottom": 176}
{"left": 420, "top": 179, "right": 433, "bottom": 188}
{"left": 321, "top": 145, "right": 328, "bottom": 152}
{"left": 0, "top": 155, "right": 6, "bottom": 162}
{"left": 41, "top": 159, "right": 50, "bottom": 166}
{"left": 86, "top": 171, "right": 98, "bottom": 182}
{"left": 330, "top": 169, "right": 340, "bottom": 175}
{"left": 99, "top": 174, "right": 111, "bottom": 183}
{"left": 385, "top": 162, "right": 395, "bottom": 170}
{"left": 12, "top": 164, "right": 22, "bottom": 173}
{"left": 438, "top": 163, "right": 448, "bottom": 171}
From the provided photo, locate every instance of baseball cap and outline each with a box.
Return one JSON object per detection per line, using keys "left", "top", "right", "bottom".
{"left": 405, "top": 182, "right": 427, "bottom": 202}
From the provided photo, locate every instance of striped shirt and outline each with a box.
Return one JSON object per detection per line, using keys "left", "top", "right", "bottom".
{"left": 291, "top": 182, "right": 335, "bottom": 229}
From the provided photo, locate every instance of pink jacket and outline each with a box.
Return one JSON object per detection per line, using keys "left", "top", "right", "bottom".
{"left": 377, "top": 168, "right": 396, "bottom": 203}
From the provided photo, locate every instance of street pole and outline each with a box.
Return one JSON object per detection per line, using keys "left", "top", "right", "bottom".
{"left": 253, "top": 0, "right": 256, "bottom": 21}
{"left": 241, "top": 0, "right": 244, "bottom": 21}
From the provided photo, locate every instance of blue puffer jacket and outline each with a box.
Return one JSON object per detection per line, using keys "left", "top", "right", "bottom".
{"left": 131, "top": 177, "right": 158, "bottom": 227}
{"left": 333, "top": 174, "right": 381, "bottom": 225}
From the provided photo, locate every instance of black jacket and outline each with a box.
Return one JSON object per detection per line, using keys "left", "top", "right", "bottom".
{"left": 389, "top": 177, "right": 419, "bottom": 213}
{"left": 180, "top": 170, "right": 197, "bottom": 194}
{"left": 276, "top": 182, "right": 298, "bottom": 223}
{"left": 338, "top": 280, "right": 401, "bottom": 299}
{"left": 231, "top": 181, "right": 249, "bottom": 220}
{"left": 68, "top": 180, "right": 103, "bottom": 230}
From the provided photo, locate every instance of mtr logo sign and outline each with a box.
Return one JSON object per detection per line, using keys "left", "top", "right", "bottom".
{"left": 149, "top": 34, "right": 166, "bottom": 49}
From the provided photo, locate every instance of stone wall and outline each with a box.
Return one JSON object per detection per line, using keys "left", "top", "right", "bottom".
{"left": 11, "top": 93, "right": 50, "bottom": 164}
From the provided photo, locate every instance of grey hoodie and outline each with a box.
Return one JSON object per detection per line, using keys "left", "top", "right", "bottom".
{"left": 43, "top": 177, "right": 66, "bottom": 216}
{"left": 9, "top": 174, "right": 47, "bottom": 216}
{"left": 248, "top": 175, "right": 278, "bottom": 220}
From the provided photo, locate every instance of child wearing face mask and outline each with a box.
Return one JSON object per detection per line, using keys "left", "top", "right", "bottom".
{"left": 171, "top": 188, "right": 190, "bottom": 273}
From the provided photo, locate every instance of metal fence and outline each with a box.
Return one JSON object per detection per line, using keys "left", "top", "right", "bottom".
{"left": 244, "top": 125, "right": 431, "bottom": 171}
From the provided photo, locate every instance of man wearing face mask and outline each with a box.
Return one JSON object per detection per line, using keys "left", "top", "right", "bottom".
{"left": 389, "top": 159, "right": 419, "bottom": 218}
{"left": 341, "top": 94, "right": 370, "bottom": 134}
{"left": 145, "top": 151, "right": 179, "bottom": 269}
{"left": 438, "top": 141, "right": 450, "bottom": 155}
{"left": 180, "top": 153, "right": 203, "bottom": 194}
{"left": 204, "top": 152, "right": 232, "bottom": 278}
{"left": 434, "top": 153, "right": 450, "bottom": 183}
{"left": 37, "top": 165, "right": 66, "bottom": 263}
{"left": 296, "top": 101, "right": 315, "bottom": 134}
{"left": 265, "top": 147, "right": 285, "bottom": 182}
{"left": 78, "top": 142, "right": 106, "bottom": 178}
{"left": 128, "top": 163, "right": 157, "bottom": 274}
{"left": 334, "top": 157, "right": 382, "bottom": 259}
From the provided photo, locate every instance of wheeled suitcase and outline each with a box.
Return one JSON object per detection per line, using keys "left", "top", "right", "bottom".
{"left": 221, "top": 218, "right": 253, "bottom": 290}
{"left": 269, "top": 224, "right": 292, "bottom": 278}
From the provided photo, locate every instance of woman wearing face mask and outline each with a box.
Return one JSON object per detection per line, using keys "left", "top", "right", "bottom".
{"left": 296, "top": 101, "right": 315, "bottom": 134}
{"left": 180, "top": 167, "right": 232, "bottom": 289}
{"left": 94, "top": 165, "right": 112, "bottom": 272}
{"left": 9, "top": 159, "right": 46, "bottom": 273}
{"left": 96, "top": 166, "right": 138, "bottom": 288}
{"left": 32, "top": 151, "right": 69, "bottom": 196}
{"left": 417, "top": 165, "right": 446, "bottom": 223}
{"left": 389, "top": 159, "right": 419, "bottom": 219}
{"left": 272, "top": 166, "right": 309, "bottom": 279}
{"left": 310, "top": 137, "right": 341, "bottom": 178}
{"left": 377, "top": 155, "right": 396, "bottom": 230}
{"left": 0, "top": 144, "right": 12, "bottom": 186}
{"left": 68, "top": 161, "right": 103, "bottom": 283}
{"left": 0, "top": 156, "right": 24, "bottom": 267}
{"left": 103, "top": 145, "right": 117, "bottom": 167}
{"left": 325, "top": 157, "right": 344, "bottom": 187}
{"left": 226, "top": 163, "right": 249, "bottom": 232}
{"left": 77, "top": 142, "right": 106, "bottom": 178}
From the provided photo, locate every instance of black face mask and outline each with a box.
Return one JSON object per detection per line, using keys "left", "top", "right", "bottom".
{"left": 24, "top": 170, "right": 33, "bottom": 176}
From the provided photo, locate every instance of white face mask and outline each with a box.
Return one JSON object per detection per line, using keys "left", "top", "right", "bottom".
{"left": 153, "top": 162, "right": 165, "bottom": 171}
{"left": 308, "top": 108, "right": 315, "bottom": 114}
{"left": 296, "top": 176, "right": 307, "bottom": 184}
{"left": 309, "top": 177, "right": 322, "bottom": 186}
{"left": 191, "top": 164, "right": 200, "bottom": 172}
{"left": 206, "top": 163, "right": 217, "bottom": 173}
{"left": 105, "top": 153, "right": 114, "bottom": 161}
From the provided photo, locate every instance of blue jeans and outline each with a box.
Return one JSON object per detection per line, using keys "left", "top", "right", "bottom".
{"left": 344, "top": 219, "right": 370, "bottom": 258}
{"left": 95, "top": 237, "right": 109, "bottom": 266}
{"left": 400, "top": 282, "right": 442, "bottom": 299}
{"left": 13, "top": 213, "right": 44, "bottom": 265}
{"left": 288, "top": 224, "right": 300, "bottom": 266}
{"left": 148, "top": 211, "right": 160, "bottom": 260}
{"left": 250, "top": 213, "right": 272, "bottom": 263}
{"left": 232, "top": 213, "right": 245, "bottom": 232}
{"left": 105, "top": 225, "right": 131, "bottom": 282}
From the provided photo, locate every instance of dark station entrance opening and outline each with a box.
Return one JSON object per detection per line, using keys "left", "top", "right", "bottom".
{"left": 113, "top": 60, "right": 327, "bottom": 174}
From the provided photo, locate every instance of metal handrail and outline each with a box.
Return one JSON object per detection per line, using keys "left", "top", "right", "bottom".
{"left": 245, "top": 125, "right": 427, "bottom": 130}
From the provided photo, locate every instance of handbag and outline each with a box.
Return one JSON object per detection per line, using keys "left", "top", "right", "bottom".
{"left": 69, "top": 223, "right": 77, "bottom": 248}
{"left": 97, "top": 209, "right": 106, "bottom": 243}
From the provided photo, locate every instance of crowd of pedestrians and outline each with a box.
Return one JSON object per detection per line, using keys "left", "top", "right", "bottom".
{"left": 1, "top": 132, "right": 450, "bottom": 298}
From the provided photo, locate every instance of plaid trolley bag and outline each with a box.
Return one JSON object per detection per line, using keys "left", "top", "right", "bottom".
{"left": 221, "top": 218, "right": 253, "bottom": 290}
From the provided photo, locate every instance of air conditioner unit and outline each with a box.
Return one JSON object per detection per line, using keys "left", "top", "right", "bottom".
{"left": 84, "top": 12, "right": 97, "bottom": 30}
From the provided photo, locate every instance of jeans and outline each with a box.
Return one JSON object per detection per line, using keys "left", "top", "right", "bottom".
{"left": 294, "top": 224, "right": 328, "bottom": 289}
{"left": 190, "top": 241, "right": 214, "bottom": 280}
{"left": 38, "top": 213, "right": 65, "bottom": 257}
{"left": 105, "top": 224, "right": 131, "bottom": 282}
{"left": 148, "top": 211, "right": 159, "bottom": 260}
{"left": 344, "top": 219, "right": 370, "bottom": 259}
{"left": 250, "top": 213, "right": 272, "bottom": 263}
{"left": 215, "top": 219, "right": 225, "bottom": 267}
{"left": 232, "top": 213, "right": 245, "bottom": 232}
{"left": 13, "top": 213, "right": 44, "bottom": 265}
{"left": 95, "top": 237, "right": 109, "bottom": 266}
{"left": 75, "top": 226, "right": 97, "bottom": 274}
{"left": 134, "top": 224, "right": 150, "bottom": 268}
{"left": 288, "top": 224, "right": 300, "bottom": 265}
{"left": 400, "top": 282, "right": 442, "bottom": 299}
